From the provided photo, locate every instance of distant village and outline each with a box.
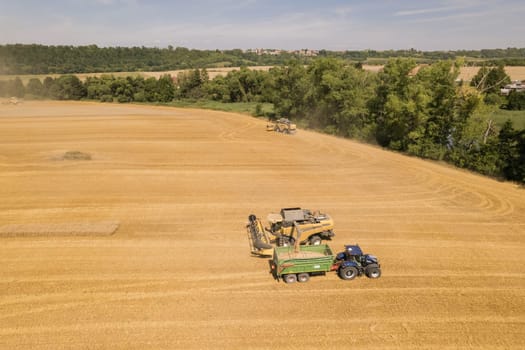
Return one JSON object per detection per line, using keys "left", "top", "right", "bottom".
{"left": 245, "top": 48, "right": 319, "bottom": 56}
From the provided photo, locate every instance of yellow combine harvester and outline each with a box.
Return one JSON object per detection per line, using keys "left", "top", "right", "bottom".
{"left": 246, "top": 208, "right": 335, "bottom": 257}
{"left": 267, "top": 207, "right": 335, "bottom": 246}
{"left": 266, "top": 118, "right": 296, "bottom": 134}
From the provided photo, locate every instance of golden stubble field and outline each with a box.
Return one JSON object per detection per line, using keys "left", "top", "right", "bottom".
{"left": 74, "top": 65, "right": 525, "bottom": 81}
{"left": 0, "top": 101, "right": 524, "bottom": 349}
{"left": 3, "top": 65, "right": 525, "bottom": 84}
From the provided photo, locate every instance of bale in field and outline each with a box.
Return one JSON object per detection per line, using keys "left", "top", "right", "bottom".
{"left": 62, "top": 151, "right": 92, "bottom": 160}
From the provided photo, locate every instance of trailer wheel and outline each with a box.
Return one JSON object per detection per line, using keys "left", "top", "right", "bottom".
{"left": 283, "top": 274, "right": 297, "bottom": 284}
{"left": 365, "top": 265, "right": 381, "bottom": 279}
{"left": 297, "top": 273, "right": 310, "bottom": 283}
{"left": 339, "top": 266, "right": 358, "bottom": 280}
{"left": 309, "top": 235, "right": 322, "bottom": 245}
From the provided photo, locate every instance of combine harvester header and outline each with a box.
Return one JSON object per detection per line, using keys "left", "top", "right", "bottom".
{"left": 246, "top": 214, "right": 273, "bottom": 257}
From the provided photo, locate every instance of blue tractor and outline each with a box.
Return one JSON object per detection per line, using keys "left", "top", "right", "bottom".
{"left": 334, "top": 244, "right": 381, "bottom": 280}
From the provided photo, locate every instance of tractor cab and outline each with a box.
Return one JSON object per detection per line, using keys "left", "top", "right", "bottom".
{"left": 337, "top": 244, "right": 361, "bottom": 261}
{"left": 337, "top": 244, "right": 379, "bottom": 265}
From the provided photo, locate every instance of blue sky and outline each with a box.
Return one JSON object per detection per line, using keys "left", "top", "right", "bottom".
{"left": 0, "top": 0, "right": 523, "bottom": 50}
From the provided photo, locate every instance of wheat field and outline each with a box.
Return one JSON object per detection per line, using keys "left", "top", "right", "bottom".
{"left": 0, "top": 101, "right": 524, "bottom": 349}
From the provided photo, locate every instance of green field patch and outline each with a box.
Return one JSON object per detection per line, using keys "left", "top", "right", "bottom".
{"left": 487, "top": 109, "right": 525, "bottom": 130}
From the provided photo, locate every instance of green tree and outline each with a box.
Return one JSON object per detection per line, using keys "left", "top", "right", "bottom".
{"left": 50, "top": 75, "right": 86, "bottom": 100}
{"left": 6, "top": 77, "right": 25, "bottom": 97}
{"left": 85, "top": 75, "right": 113, "bottom": 100}
{"left": 270, "top": 60, "right": 309, "bottom": 119}
{"left": 236, "top": 67, "right": 266, "bottom": 102}
{"left": 129, "top": 76, "right": 146, "bottom": 102}
{"left": 42, "top": 76, "right": 55, "bottom": 97}
{"left": 204, "top": 75, "right": 230, "bottom": 102}
{"left": 470, "top": 63, "right": 511, "bottom": 96}
{"left": 445, "top": 99, "right": 499, "bottom": 176}
{"left": 506, "top": 91, "right": 525, "bottom": 110}
{"left": 157, "top": 74, "right": 174, "bottom": 102}
{"left": 175, "top": 69, "right": 207, "bottom": 99}
{"left": 497, "top": 120, "right": 525, "bottom": 182}
{"left": 305, "top": 58, "right": 377, "bottom": 139}
{"left": 412, "top": 61, "right": 462, "bottom": 159}
{"left": 111, "top": 78, "right": 134, "bottom": 102}
{"left": 143, "top": 77, "right": 158, "bottom": 101}
{"left": 26, "top": 78, "right": 44, "bottom": 97}
{"left": 305, "top": 58, "right": 343, "bottom": 129}
{"left": 370, "top": 58, "right": 428, "bottom": 150}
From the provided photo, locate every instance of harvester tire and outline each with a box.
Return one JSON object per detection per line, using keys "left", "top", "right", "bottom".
{"left": 339, "top": 266, "right": 358, "bottom": 280}
{"left": 283, "top": 274, "right": 297, "bottom": 284}
{"left": 297, "top": 273, "right": 310, "bottom": 283}
{"left": 279, "top": 237, "right": 295, "bottom": 247}
{"left": 309, "top": 235, "right": 322, "bottom": 245}
{"left": 365, "top": 265, "right": 381, "bottom": 279}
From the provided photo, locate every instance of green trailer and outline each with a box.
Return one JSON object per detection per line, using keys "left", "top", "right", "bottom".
{"left": 271, "top": 244, "right": 336, "bottom": 283}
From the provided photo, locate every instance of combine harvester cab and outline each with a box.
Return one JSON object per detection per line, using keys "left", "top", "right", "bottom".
{"left": 246, "top": 214, "right": 273, "bottom": 257}
{"left": 267, "top": 207, "right": 335, "bottom": 246}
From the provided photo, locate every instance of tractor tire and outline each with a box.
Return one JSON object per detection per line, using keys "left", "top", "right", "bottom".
{"left": 297, "top": 273, "right": 310, "bottom": 283}
{"left": 338, "top": 266, "right": 358, "bottom": 280}
{"left": 365, "top": 264, "right": 381, "bottom": 279}
{"left": 283, "top": 274, "right": 297, "bottom": 284}
{"left": 309, "top": 235, "right": 322, "bottom": 245}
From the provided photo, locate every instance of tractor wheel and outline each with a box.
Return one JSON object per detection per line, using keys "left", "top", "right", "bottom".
{"left": 309, "top": 235, "right": 322, "bottom": 245}
{"left": 283, "top": 274, "right": 297, "bottom": 284}
{"left": 338, "top": 266, "right": 358, "bottom": 280}
{"left": 297, "top": 273, "right": 310, "bottom": 283}
{"left": 365, "top": 264, "right": 381, "bottom": 279}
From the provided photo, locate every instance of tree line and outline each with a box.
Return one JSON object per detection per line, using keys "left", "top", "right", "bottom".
{"left": 264, "top": 59, "right": 524, "bottom": 183}
{"left": 1, "top": 44, "right": 525, "bottom": 75}
{"left": 0, "top": 74, "right": 175, "bottom": 103}
{"left": 0, "top": 58, "right": 523, "bottom": 183}
{"left": 0, "top": 45, "right": 302, "bottom": 75}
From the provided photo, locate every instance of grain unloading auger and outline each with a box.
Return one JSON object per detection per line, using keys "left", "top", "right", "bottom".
{"left": 246, "top": 214, "right": 274, "bottom": 257}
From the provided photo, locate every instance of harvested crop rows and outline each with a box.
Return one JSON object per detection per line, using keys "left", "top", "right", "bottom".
{"left": 0, "top": 101, "right": 524, "bottom": 349}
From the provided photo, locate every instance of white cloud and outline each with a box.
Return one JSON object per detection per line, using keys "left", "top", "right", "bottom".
{"left": 91, "top": 0, "right": 138, "bottom": 5}
{"left": 394, "top": 5, "right": 463, "bottom": 17}
{"left": 333, "top": 5, "right": 353, "bottom": 17}
{"left": 0, "top": 0, "right": 523, "bottom": 50}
